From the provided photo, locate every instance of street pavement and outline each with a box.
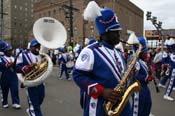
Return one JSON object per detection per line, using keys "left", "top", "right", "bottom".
{"left": 0, "top": 66, "right": 175, "bottom": 116}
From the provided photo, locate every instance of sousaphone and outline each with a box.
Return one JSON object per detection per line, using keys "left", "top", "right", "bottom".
{"left": 17, "top": 17, "right": 67, "bottom": 87}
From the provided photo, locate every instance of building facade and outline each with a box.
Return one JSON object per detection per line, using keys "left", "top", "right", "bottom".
{"left": 0, "top": 0, "right": 38, "bottom": 48}
{"left": 33, "top": 0, "right": 144, "bottom": 47}
{"left": 145, "top": 29, "right": 175, "bottom": 48}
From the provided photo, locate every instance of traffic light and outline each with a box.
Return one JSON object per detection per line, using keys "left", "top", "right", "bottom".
{"left": 146, "top": 11, "right": 152, "bottom": 20}
{"left": 152, "top": 16, "right": 157, "bottom": 25}
{"left": 158, "top": 21, "right": 162, "bottom": 29}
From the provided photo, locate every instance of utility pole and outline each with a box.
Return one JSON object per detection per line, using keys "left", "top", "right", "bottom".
{"left": 0, "top": 0, "right": 7, "bottom": 41}
{"left": 69, "top": 0, "right": 73, "bottom": 46}
{"left": 146, "top": 11, "right": 163, "bottom": 51}
{"left": 62, "top": 0, "right": 79, "bottom": 47}
{"left": 0, "top": 0, "right": 3, "bottom": 40}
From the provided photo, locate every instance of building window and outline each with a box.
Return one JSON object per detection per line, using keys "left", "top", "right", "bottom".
{"left": 53, "top": 9, "right": 56, "bottom": 15}
{"left": 14, "top": 5, "right": 17, "bottom": 9}
{"left": 48, "top": 11, "right": 51, "bottom": 16}
{"left": 20, "top": 6, "right": 23, "bottom": 10}
{"left": 39, "top": 13, "right": 41, "bottom": 17}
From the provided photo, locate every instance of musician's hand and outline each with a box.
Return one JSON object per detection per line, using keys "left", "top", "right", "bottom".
{"left": 101, "top": 88, "right": 123, "bottom": 104}
{"left": 20, "top": 83, "right": 25, "bottom": 88}
{"left": 31, "top": 63, "right": 37, "bottom": 67}
{"left": 5, "top": 62, "right": 14, "bottom": 68}
{"left": 23, "top": 65, "right": 32, "bottom": 74}
{"left": 148, "top": 74, "right": 154, "bottom": 81}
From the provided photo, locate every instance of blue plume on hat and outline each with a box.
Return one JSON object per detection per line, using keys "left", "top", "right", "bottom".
{"left": 133, "top": 37, "right": 148, "bottom": 53}
{"left": 83, "top": 1, "right": 121, "bottom": 36}
{"left": 30, "top": 39, "right": 40, "bottom": 47}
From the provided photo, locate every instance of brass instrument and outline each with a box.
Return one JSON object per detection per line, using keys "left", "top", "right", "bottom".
{"left": 160, "top": 64, "right": 170, "bottom": 77}
{"left": 104, "top": 33, "right": 142, "bottom": 116}
{"left": 24, "top": 56, "right": 48, "bottom": 80}
{"left": 165, "top": 64, "right": 170, "bottom": 76}
{"left": 17, "top": 17, "right": 67, "bottom": 87}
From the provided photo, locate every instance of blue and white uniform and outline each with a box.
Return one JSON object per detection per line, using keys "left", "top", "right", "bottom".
{"left": 0, "top": 41, "right": 7, "bottom": 102}
{"left": 73, "top": 41, "right": 132, "bottom": 116}
{"left": 0, "top": 54, "right": 20, "bottom": 106}
{"left": 58, "top": 52, "right": 70, "bottom": 80}
{"left": 132, "top": 59, "right": 152, "bottom": 116}
{"left": 131, "top": 37, "right": 152, "bottom": 116}
{"left": 16, "top": 39, "right": 45, "bottom": 116}
{"left": 163, "top": 38, "right": 175, "bottom": 101}
{"left": 0, "top": 51, "right": 4, "bottom": 102}
{"left": 74, "top": 1, "right": 133, "bottom": 116}
{"left": 16, "top": 51, "right": 45, "bottom": 116}
{"left": 159, "top": 51, "right": 170, "bottom": 86}
{"left": 164, "top": 53, "right": 175, "bottom": 97}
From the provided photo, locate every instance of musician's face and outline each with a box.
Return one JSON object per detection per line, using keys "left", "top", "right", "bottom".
{"left": 140, "top": 52, "right": 148, "bottom": 61}
{"left": 31, "top": 44, "right": 40, "bottom": 55}
{"left": 5, "top": 49, "right": 13, "bottom": 57}
{"left": 102, "top": 31, "right": 121, "bottom": 46}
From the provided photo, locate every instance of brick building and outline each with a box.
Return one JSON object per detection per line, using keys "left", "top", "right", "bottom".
{"left": 33, "top": 0, "right": 143, "bottom": 47}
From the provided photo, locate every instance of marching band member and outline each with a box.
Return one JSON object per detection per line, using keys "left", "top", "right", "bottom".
{"left": 73, "top": 1, "right": 132, "bottom": 116}
{"left": 163, "top": 37, "right": 175, "bottom": 101}
{"left": 58, "top": 46, "right": 71, "bottom": 80}
{"left": 73, "top": 43, "right": 82, "bottom": 60}
{"left": 158, "top": 39, "right": 171, "bottom": 88}
{"left": 153, "top": 48, "right": 162, "bottom": 80}
{"left": 0, "top": 41, "right": 6, "bottom": 103}
{"left": 16, "top": 39, "right": 45, "bottom": 116}
{"left": 84, "top": 37, "right": 97, "bottom": 47}
{"left": 131, "top": 37, "right": 152, "bottom": 116}
{"left": 0, "top": 42, "right": 21, "bottom": 109}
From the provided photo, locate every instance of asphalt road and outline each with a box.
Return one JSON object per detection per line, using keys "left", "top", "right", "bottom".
{"left": 0, "top": 66, "right": 175, "bottom": 116}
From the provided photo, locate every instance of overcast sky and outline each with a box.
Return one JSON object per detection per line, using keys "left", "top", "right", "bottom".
{"left": 130, "top": 0, "right": 175, "bottom": 30}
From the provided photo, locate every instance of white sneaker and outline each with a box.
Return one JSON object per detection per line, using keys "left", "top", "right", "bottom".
{"left": 163, "top": 95, "right": 174, "bottom": 101}
{"left": 67, "top": 78, "right": 72, "bottom": 81}
{"left": 58, "top": 77, "right": 63, "bottom": 80}
{"left": 12, "top": 104, "right": 21, "bottom": 109}
{"left": 158, "top": 83, "right": 166, "bottom": 88}
{"left": 26, "top": 108, "right": 35, "bottom": 116}
{"left": 173, "top": 87, "right": 175, "bottom": 91}
{"left": 2, "top": 104, "right": 9, "bottom": 108}
{"left": 149, "top": 113, "right": 155, "bottom": 116}
{"left": 26, "top": 108, "right": 30, "bottom": 116}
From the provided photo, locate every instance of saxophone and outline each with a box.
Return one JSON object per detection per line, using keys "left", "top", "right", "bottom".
{"left": 160, "top": 64, "right": 170, "bottom": 77}
{"left": 165, "top": 64, "right": 170, "bottom": 76}
{"left": 104, "top": 33, "right": 142, "bottom": 116}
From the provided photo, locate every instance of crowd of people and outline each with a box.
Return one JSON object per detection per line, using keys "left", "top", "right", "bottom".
{"left": 0, "top": 1, "right": 175, "bottom": 116}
